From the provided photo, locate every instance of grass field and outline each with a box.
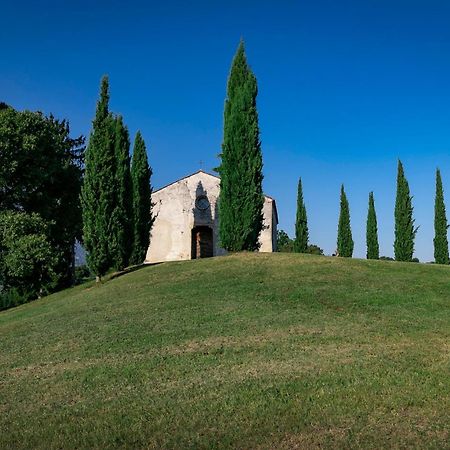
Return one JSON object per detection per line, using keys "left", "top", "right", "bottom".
{"left": 1, "top": 253, "right": 449, "bottom": 449}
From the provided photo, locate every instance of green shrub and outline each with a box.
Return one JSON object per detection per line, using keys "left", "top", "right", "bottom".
{"left": 74, "top": 265, "right": 94, "bottom": 285}
{"left": 0, "top": 288, "right": 27, "bottom": 311}
{"left": 306, "top": 244, "right": 324, "bottom": 255}
{"left": 0, "top": 211, "right": 58, "bottom": 309}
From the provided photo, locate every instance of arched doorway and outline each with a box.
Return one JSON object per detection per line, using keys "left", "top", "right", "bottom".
{"left": 191, "top": 226, "right": 213, "bottom": 259}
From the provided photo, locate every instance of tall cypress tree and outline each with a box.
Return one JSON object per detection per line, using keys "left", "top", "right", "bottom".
{"left": 109, "top": 115, "right": 132, "bottom": 270}
{"left": 434, "top": 168, "right": 449, "bottom": 264}
{"left": 217, "top": 40, "right": 264, "bottom": 251}
{"left": 366, "top": 191, "right": 379, "bottom": 259}
{"left": 81, "top": 76, "right": 116, "bottom": 281}
{"left": 394, "top": 160, "right": 417, "bottom": 261}
{"left": 294, "top": 177, "right": 308, "bottom": 253}
{"left": 130, "top": 131, "right": 153, "bottom": 265}
{"left": 337, "top": 184, "right": 354, "bottom": 257}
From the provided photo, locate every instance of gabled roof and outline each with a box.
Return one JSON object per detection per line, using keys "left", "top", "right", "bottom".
{"left": 153, "top": 170, "right": 218, "bottom": 194}
{"left": 154, "top": 169, "right": 278, "bottom": 223}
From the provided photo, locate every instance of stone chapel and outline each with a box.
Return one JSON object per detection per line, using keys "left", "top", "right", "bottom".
{"left": 145, "top": 170, "right": 278, "bottom": 263}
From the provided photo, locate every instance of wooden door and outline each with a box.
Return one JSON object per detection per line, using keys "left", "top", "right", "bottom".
{"left": 191, "top": 226, "right": 213, "bottom": 259}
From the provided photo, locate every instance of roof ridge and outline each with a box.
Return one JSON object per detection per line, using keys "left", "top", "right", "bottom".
{"left": 153, "top": 169, "right": 219, "bottom": 193}
{"left": 153, "top": 171, "right": 275, "bottom": 206}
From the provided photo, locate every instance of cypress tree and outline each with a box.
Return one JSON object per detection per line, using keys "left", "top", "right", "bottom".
{"left": 109, "top": 115, "right": 132, "bottom": 270}
{"left": 81, "top": 76, "right": 116, "bottom": 281}
{"left": 293, "top": 177, "right": 308, "bottom": 252}
{"left": 434, "top": 168, "right": 449, "bottom": 264}
{"left": 217, "top": 40, "right": 264, "bottom": 251}
{"left": 337, "top": 184, "right": 354, "bottom": 257}
{"left": 394, "top": 160, "right": 417, "bottom": 261}
{"left": 366, "top": 191, "right": 379, "bottom": 259}
{"left": 130, "top": 131, "right": 153, "bottom": 265}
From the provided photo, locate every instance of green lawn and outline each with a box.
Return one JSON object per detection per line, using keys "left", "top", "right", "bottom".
{"left": 1, "top": 253, "right": 449, "bottom": 449}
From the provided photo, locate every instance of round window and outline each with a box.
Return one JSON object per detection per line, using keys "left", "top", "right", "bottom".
{"left": 195, "top": 195, "right": 210, "bottom": 211}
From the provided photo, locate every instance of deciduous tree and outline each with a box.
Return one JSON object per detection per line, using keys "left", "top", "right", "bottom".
{"left": 0, "top": 211, "right": 58, "bottom": 309}
{"left": 0, "top": 106, "right": 84, "bottom": 287}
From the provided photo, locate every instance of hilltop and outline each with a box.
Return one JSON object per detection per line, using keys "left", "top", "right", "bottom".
{"left": 1, "top": 253, "right": 449, "bottom": 449}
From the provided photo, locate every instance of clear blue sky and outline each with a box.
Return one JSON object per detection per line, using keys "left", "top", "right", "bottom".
{"left": 2, "top": 0, "right": 450, "bottom": 261}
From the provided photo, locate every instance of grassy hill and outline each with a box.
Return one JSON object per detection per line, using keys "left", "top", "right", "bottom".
{"left": 1, "top": 253, "right": 449, "bottom": 449}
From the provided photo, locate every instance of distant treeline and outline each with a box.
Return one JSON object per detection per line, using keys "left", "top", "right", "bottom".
{"left": 277, "top": 162, "right": 447, "bottom": 264}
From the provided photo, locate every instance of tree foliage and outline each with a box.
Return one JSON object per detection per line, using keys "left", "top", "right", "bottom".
{"left": 337, "top": 185, "right": 354, "bottom": 257}
{"left": 277, "top": 230, "right": 294, "bottom": 252}
{"left": 0, "top": 106, "right": 84, "bottom": 287}
{"left": 394, "top": 160, "right": 417, "bottom": 262}
{"left": 217, "top": 41, "right": 264, "bottom": 251}
{"left": 294, "top": 177, "right": 308, "bottom": 253}
{"left": 277, "top": 230, "right": 323, "bottom": 255}
{"left": 109, "top": 115, "right": 132, "bottom": 270}
{"left": 366, "top": 191, "right": 379, "bottom": 259}
{"left": 130, "top": 131, "right": 153, "bottom": 265}
{"left": 0, "top": 211, "right": 58, "bottom": 309}
{"left": 433, "top": 168, "right": 449, "bottom": 264}
{"left": 307, "top": 244, "right": 324, "bottom": 255}
{"left": 81, "top": 76, "right": 116, "bottom": 279}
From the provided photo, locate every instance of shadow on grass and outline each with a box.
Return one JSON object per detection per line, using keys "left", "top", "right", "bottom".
{"left": 107, "top": 262, "right": 163, "bottom": 281}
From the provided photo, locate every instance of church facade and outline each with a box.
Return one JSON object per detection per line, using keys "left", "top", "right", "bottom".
{"left": 145, "top": 170, "right": 278, "bottom": 263}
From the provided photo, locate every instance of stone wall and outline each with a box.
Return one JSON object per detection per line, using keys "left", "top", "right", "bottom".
{"left": 145, "top": 171, "right": 277, "bottom": 263}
